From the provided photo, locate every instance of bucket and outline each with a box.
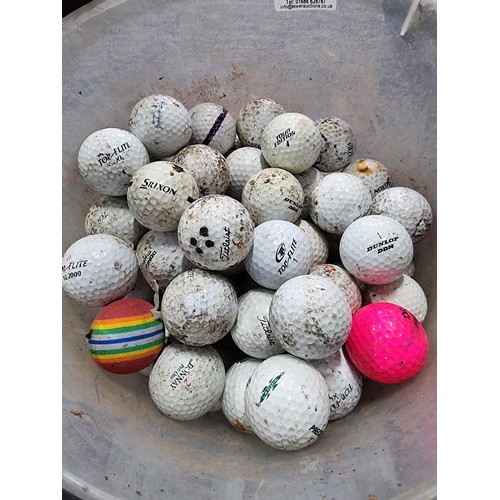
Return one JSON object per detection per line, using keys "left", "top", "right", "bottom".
{"left": 62, "top": 1, "right": 436, "bottom": 498}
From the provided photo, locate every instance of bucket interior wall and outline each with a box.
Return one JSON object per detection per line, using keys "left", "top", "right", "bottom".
{"left": 62, "top": 1, "right": 437, "bottom": 498}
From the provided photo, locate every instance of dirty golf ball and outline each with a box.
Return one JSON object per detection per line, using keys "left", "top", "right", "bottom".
{"left": 244, "top": 354, "right": 330, "bottom": 450}
{"left": 177, "top": 194, "right": 255, "bottom": 271}
{"left": 346, "top": 302, "right": 429, "bottom": 384}
{"left": 342, "top": 158, "right": 392, "bottom": 197}
{"left": 62, "top": 234, "right": 139, "bottom": 307}
{"left": 87, "top": 298, "right": 165, "bottom": 374}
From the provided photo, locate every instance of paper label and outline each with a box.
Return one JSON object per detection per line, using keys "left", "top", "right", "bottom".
{"left": 274, "top": 0, "right": 337, "bottom": 11}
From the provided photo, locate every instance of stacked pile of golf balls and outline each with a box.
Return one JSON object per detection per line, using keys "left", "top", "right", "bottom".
{"left": 62, "top": 92, "right": 433, "bottom": 451}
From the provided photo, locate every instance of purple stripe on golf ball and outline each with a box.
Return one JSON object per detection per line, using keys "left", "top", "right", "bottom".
{"left": 202, "top": 108, "right": 228, "bottom": 145}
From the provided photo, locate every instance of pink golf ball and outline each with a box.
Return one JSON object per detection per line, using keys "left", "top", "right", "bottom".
{"left": 346, "top": 302, "right": 428, "bottom": 384}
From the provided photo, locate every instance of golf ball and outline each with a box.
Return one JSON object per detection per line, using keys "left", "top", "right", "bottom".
{"left": 342, "top": 158, "right": 392, "bottom": 197}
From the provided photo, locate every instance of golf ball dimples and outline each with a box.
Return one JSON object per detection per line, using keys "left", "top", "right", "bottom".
{"left": 371, "top": 186, "right": 433, "bottom": 243}
{"left": 310, "top": 348, "right": 363, "bottom": 420}
{"left": 189, "top": 102, "right": 236, "bottom": 155}
{"left": 269, "top": 274, "right": 351, "bottom": 360}
{"left": 221, "top": 357, "right": 262, "bottom": 433}
{"left": 177, "top": 194, "right": 254, "bottom": 271}
{"left": 346, "top": 302, "right": 428, "bottom": 384}
{"left": 128, "top": 94, "right": 192, "bottom": 159}
{"left": 309, "top": 172, "right": 372, "bottom": 235}
{"left": 77, "top": 128, "right": 150, "bottom": 196}
{"left": 241, "top": 168, "right": 304, "bottom": 225}
{"left": 85, "top": 196, "right": 146, "bottom": 248}
{"left": 260, "top": 112, "right": 322, "bottom": 174}
{"left": 88, "top": 298, "right": 165, "bottom": 374}
{"left": 342, "top": 158, "right": 393, "bottom": 198}
{"left": 294, "top": 167, "right": 325, "bottom": 219}
{"left": 230, "top": 288, "right": 285, "bottom": 359}
{"left": 225, "top": 147, "right": 269, "bottom": 200}
{"left": 236, "top": 98, "right": 285, "bottom": 148}
{"left": 161, "top": 268, "right": 238, "bottom": 346}
{"left": 244, "top": 220, "right": 313, "bottom": 290}
{"left": 244, "top": 354, "right": 330, "bottom": 450}
{"left": 298, "top": 219, "right": 329, "bottom": 267}
{"left": 363, "top": 273, "right": 428, "bottom": 322}
{"left": 172, "top": 144, "right": 230, "bottom": 196}
{"left": 339, "top": 215, "right": 414, "bottom": 285}
{"left": 313, "top": 117, "right": 357, "bottom": 172}
{"left": 62, "top": 234, "right": 138, "bottom": 307}
{"left": 127, "top": 161, "right": 199, "bottom": 232}
{"left": 149, "top": 342, "right": 226, "bottom": 420}
{"left": 309, "top": 263, "right": 362, "bottom": 315}
{"left": 136, "top": 230, "right": 193, "bottom": 290}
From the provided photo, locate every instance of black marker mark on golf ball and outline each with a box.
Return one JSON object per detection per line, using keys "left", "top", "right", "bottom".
{"left": 189, "top": 227, "right": 215, "bottom": 255}
{"left": 202, "top": 108, "right": 228, "bottom": 145}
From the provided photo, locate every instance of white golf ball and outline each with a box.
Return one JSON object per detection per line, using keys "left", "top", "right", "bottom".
{"left": 260, "top": 112, "right": 322, "bottom": 174}
{"left": 78, "top": 127, "right": 150, "bottom": 196}
{"left": 309, "top": 172, "right": 372, "bottom": 235}
{"left": 309, "top": 263, "right": 362, "bottom": 315}
{"left": 128, "top": 94, "right": 192, "bottom": 159}
{"left": 230, "top": 288, "right": 285, "bottom": 359}
{"left": 363, "top": 273, "right": 428, "bottom": 322}
{"left": 310, "top": 348, "right": 363, "bottom": 421}
{"left": 161, "top": 268, "right": 238, "bottom": 346}
{"left": 244, "top": 220, "right": 313, "bottom": 290}
{"left": 62, "top": 234, "right": 138, "bottom": 307}
{"left": 371, "top": 186, "right": 433, "bottom": 243}
{"left": 269, "top": 274, "right": 351, "bottom": 360}
{"left": 149, "top": 341, "right": 226, "bottom": 421}
{"left": 84, "top": 196, "right": 146, "bottom": 248}
{"left": 177, "top": 194, "right": 254, "bottom": 271}
{"left": 221, "top": 357, "right": 262, "bottom": 433}
{"left": 236, "top": 97, "right": 285, "bottom": 148}
{"left": 172, "top": 144, "right": 230, "bottom": 196}
{"left": 339, "top": 215, "right": 414, "bottom": 285}
{"left": 189, "top": 102, "right": 236, "bottom": 155}
{"left": 342, "top": 158, "right": 393, "bottom": 198}
{"left": 313, "top": 117, "right": 357, "bottom": 172}
{"left": 294, "top": 167, "right": 325, "bottom": 219}
{"left": 298, "top": 219, "right": 329, "bottom": 267}
{"left": 127, "top": 161, "right": 199, "bottom": 232}
{"left": 136, "top": 230, "right": 193, "bottom": 290}
{"left": 244, "top": 354, "right": 330, "bottom": 450}
{"left": 241, "top": 168, "right": 304, "bottom": 225}
{"left": 225, "top": 147, "right": 269, "bottom": 200}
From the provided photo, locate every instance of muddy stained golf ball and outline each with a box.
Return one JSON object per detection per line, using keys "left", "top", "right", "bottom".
{"left": 241, "top": 168, "right": 304, "bottom": 225}
{"left": 222, "top": 357, "right": 262, "bottom": 433}
{"left": 127, "top": 161, "right": 199, "bottom": 232}
{"left": 230, "top": 288, "right": 285, "bottom": 359}
{"left": 310, "top": 348, "right": 363, "bottom": 420}
{"left": 136, "top": 230, "right": 193, "bottom": 290}
{"left": 172, "top": 144, "right": 230, "bottom": 196}
{"left": 342, "top": 158, "right": 393, "bottom": 198}
{"left": 244, "top": 219, "right": 313, "bottom": 290}
{"left": 371, "top": 186, "right": 433, "bottom": 243}
{"left": 128, "top": 94, "right": 192, "bottom": 159}
{"left": 309, "top": 263, "right": 362, "bottom": 315}
{"left": 85, "top": 195, "right": 146, "bottom": 248}
{"left": 88, "top": 298, "right": 165, "bottom": 374}
{"left": 313, "top": 117, "right": 357, "bottom": 173}
{"left": 346, "top": 302, "right": 429, "bottom": 384}
{"left": 177, "top": 194, "right": 254, "bottom": 271}
{"left": 78, "top": 127, "right": 150, "bottom": 196}
{"left": 225, "top": 147, "right": 269, "bottom": 200}
{"left": 62, "top": 234, "right": 139, "bottom": 307}
{"left": 339, "top": 215, "right": 414, "bottom": 285}
{"left": 260, "top": 112, "right": 322, "bottom": 174}
{"left": 161, "top": 268, "right": 238, "bottom": 346}
{"left": 309, "top": 172, "right": 372, "bottom": 235}
{"left": 244, "top": 354, "right": 330, "bottom": 450}
{"left": 297, "top": 219, "right": 329, "bottom": 267}
{"left": 294, "top": 167, "right": 325, "bottom": 219}
{"left": 149, "top": 341, "right": 226, "bottom": 420}
{"left": 236, "top": 97, "right": 285, "bottom": 148}
{"left": 189, "top": 102, "right": 236, "bottom": 155}
{"left": 363, "top": 273, "right": 428, "bottom": 323}
{"left": 269, "top": 274, "right": 351, "bottom": 360}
